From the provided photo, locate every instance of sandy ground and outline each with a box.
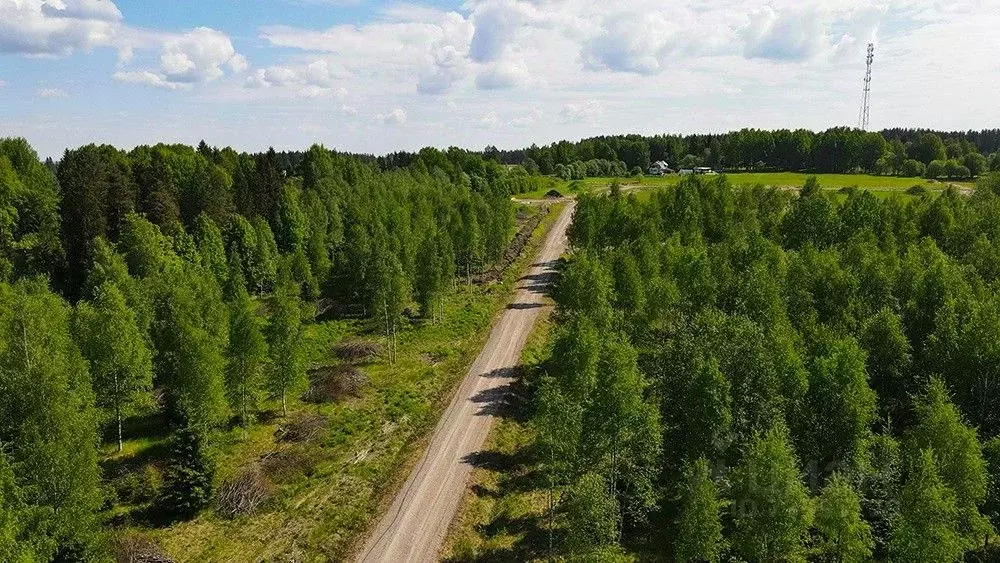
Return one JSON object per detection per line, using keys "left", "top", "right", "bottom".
{"left": 357, "top": 202, "right": 575, "bottom": 563}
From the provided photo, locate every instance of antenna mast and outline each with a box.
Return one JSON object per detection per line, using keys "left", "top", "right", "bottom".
{"left": 858, "top": 43, "right": 874, "bottom": 130}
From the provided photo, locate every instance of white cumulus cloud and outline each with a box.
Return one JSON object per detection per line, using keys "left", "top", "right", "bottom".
{"left": 159, "top": 27, "right": 244, "bottom": 83}
{"left": 0, "top": 0, "right": 122, "bottom": 56}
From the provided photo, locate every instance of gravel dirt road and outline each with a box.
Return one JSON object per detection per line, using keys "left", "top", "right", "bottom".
{"left": 357, "top": 201, "right": 575, "bottom": 563}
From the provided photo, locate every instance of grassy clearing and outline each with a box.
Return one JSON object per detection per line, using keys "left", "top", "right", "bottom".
{"left": 103, "top": 202, "right": 567, "bottom": 562}
{"left": 440, "top": 287, "right": 557, "bottom": 562}
{"left": 519, "top": 172, "right": 972, "bottom": 201}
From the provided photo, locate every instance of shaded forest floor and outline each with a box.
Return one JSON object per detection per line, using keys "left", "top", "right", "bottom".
{"left": 102, "top": 202, "right": 567, "bottom": 561}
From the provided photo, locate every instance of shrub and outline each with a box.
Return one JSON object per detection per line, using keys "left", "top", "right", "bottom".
{"left": 900, "top": 159, "right": 925, "bottom": 177}
{"left": 114, "top": 466, "right": 162, "bottom": 505}
{"left": 925, "top": 160, "right": 946, "bottom": 179}
{"left": 906, "top": 184, "right": 929, "bottom": 196}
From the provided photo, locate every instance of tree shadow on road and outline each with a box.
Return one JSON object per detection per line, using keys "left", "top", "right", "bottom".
{"left": 447, "top": 376, "right": 559, "bottom": 562}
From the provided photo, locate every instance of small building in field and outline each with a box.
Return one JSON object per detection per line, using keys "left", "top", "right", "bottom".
{"left": 648, "top": 161, "right": 672, "bottom": 175}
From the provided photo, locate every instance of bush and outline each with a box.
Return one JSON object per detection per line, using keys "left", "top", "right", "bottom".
{"left": 159, "top": 427, "right": 214, "bottom": 519}
{"left": 906, "top": 184, "right": 929, "bottom": 196}
{"left": 925, "top": 160, "right": 946, "bottom": 179}
{"left": 216, "top": 464, "right": 272, "bottom": 518}
{"left": 900, "top": 159, "right": 925, "bottom": 178}
{"left": 114, "top": 465, "right": 162, "bottom": 505}
{"left": 944, "top": 159, "right": 970, "bottom": 179}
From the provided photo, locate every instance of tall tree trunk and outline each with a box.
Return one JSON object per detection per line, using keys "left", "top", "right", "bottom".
{"left": 117, "top": 403, "right": 123, "bottom": 453}
{"left": 281, "top": 389, "right": 287, "bottom": 417}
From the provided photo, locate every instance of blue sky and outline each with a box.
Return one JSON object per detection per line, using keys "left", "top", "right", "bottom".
{"left": 1, "top": 0, "right": 998, "bottom": 158}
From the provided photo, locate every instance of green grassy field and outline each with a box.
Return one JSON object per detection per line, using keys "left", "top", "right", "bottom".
{"left": 105, "top": 203, "right": 568, "bottom": 562}
{"left": 518, "top": 172, "right": 972, "bottom": 201}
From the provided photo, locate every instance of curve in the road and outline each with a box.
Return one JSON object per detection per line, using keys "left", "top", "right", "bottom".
{"left": 357, "top": 201, "right": 575, "bottom": 563}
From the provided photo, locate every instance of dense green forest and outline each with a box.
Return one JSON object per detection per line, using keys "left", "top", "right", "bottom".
{"left": 531, "top": 173, "right": 1000, "bottom": 560}
{"left": 0, "top": 137, "right": 526, "bottom": 560}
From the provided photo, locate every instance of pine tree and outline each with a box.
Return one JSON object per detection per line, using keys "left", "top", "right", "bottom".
{"left": 813, "top": 473, "right": 874, "bottom": 562}
{"left": 675, "top": 457, "right": 725, "bottom": 563}
{"left": 73, "top": 282, "right": 153, "bottom": 452}
{"left": 225, "top": 284, "right": 268, "bottom": 429}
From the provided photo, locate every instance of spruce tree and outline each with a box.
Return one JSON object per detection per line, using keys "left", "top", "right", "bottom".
{"left": 160, "top": 426, "right": 215, "bottom": 519}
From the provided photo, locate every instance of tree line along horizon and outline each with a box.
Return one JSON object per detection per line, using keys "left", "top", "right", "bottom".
{"left": 380, "top": 127, "right": 1000, "bottom": 180}
{"left": 530, "top": 172, "right": 1000, "bottom": 561}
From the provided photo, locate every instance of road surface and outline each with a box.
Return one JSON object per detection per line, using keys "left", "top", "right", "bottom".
{"left": 357, "top": 201, "right": 575, "bottom": 563}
